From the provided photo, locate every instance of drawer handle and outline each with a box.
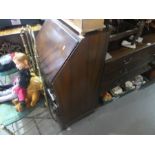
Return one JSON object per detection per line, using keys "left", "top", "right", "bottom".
{"left": 123, "top": 57, "right": 132, "bottom": 65}
{"left": 119, "top": 68, "right": 128, "bottom": 74}
{"left": 47, "top": 88, "right": 59, "bottom": 111}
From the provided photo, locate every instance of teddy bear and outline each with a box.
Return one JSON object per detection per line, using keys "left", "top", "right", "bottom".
{"left": 12, "top": 74, "right": 43, "bottom": 111}
{"left": 101, "top": 92, "right": 112, "bottom": 102}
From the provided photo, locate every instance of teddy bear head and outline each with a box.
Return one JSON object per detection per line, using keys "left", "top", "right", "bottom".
{"left": 28, "top": 75, "right": 43, "bottom": 92}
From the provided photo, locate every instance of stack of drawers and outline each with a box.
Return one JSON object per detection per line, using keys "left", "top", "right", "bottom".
{"left": 102, "top": 43, "right": 155, "bottom": 91}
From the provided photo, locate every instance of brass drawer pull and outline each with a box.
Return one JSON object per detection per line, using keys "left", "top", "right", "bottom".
{"left": 123, "top": 57, "right": 132, "bottom": 65}
{"left": 119, "top": 68, "right": 128, "bottom": 74}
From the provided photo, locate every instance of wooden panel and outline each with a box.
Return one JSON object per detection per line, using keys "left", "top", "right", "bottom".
{"left": 105, "top": 44, "right": 155, "bottom": 74}
{"left": 109, "top": 28, "right": 138, "bottom": 42}
{"left": 143, "top": 32, "right": 155, "bottom": 43}
{"left": 103, "top": 65, "right": 151, "bottom": 91}
{"left": 52, "top": 30, "right": 109, "bottom": 126}
{"left": 102, "top": 44, "right": 155, "bottom": 92}
{"left": 36, "top": 19, "right": 79, "bottom": 83}
{"left": 106, "top": 43, "right": 154, "bottom": 63}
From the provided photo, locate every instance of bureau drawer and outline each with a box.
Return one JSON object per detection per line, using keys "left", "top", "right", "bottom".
{"left": 103, "top": 44, "right": 155, "bottom": 91}
{"left": 124, "top": 48, "right": 152, "bottom": 71}
{"left": 104, "top": 44, "right": 155, "bottom": 75}
{"left": 102, "top": 65, "right": 151, "bottom": 91}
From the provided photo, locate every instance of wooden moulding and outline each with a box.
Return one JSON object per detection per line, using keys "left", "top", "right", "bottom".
{"left": 62, "top": 19, "right": 105, "bottom": 35}
{"left": 0, "top": 24, "right": 41, "bottom": 37}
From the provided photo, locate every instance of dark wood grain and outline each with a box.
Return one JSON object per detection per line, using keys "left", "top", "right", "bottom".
{"left": 52, "top": 30, "right": 109, "bottom": 125}
{"left": 143, "top": 32, "right": 155, "bottom": 43}
{"left": 110, "top": 28, "right": 138, "bottom": 42}
{"left": 36, "top": 19, "right": 109, "bottom": 126}
{"left": 102, "top": 41, "right": 155, "bottom": 92}
{"left": 36, "top": 20, "right": 79, "bottom": 84}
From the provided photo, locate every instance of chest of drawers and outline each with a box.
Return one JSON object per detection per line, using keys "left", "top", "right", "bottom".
{"left": 102, "top": 43, "right": 155, "bottom": 91}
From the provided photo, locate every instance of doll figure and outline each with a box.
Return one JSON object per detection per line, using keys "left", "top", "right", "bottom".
{"left": 12, "top": 52, "right": 31, "bottom": 112}
{"left": 12, "top": 74, "right": 43, "bottom": 108}
{"left": 0, "top": 52, "right": 31, "bottom": 112}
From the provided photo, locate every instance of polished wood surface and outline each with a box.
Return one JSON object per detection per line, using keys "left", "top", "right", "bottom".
{"left": 36, "top": 19, "right": 109, "bottom": 126}
{"left": 36, "top": 20, "right": 79, "bottom": 84}
{"left": 53, "top": 30, "right": 109, "bottom": 125}
{"left": 106, "top": 43, "right": 155, "bottom": 63}
{"left": 102, "top": 33, "right": 155, "bottom": 92}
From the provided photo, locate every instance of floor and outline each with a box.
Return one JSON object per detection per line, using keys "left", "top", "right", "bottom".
{"left": 1, "top": 83, "right": 155, "bottom": 135}
{"left": 0, "top": 106, "right": 62, "bottom": 135}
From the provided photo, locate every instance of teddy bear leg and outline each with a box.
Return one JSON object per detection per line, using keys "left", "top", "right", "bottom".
{"left": 30, "top": 93, "right": 40, "bottom": 107}
{"left": 25, "top": 98, "right": 31, "bottom": 108}
{"left": 15, "top": 101, "right": 26, "bottom": 112}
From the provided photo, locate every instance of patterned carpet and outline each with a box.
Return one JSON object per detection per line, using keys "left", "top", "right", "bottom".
{"left": 0, "top": 98, "right": 44, "bottom": 127}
